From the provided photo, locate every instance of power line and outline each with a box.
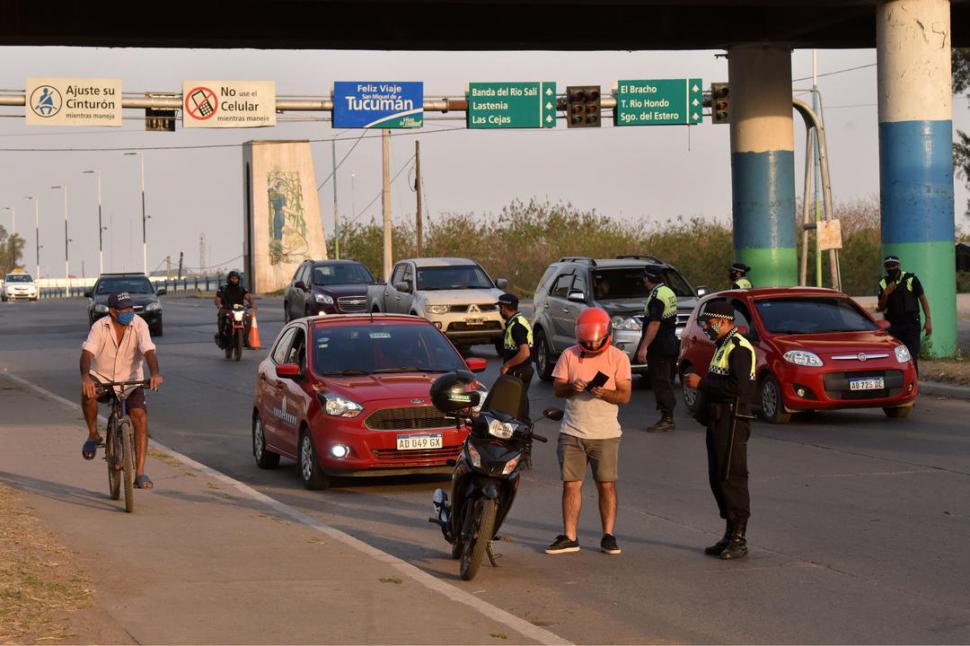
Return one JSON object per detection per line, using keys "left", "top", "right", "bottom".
{"left": 316, "top": 130, "right": 367, "bottom": 192}
{"left": 346, "top": 154, "right": 416, "bottom": 225}
{"left": 792, "top": 63, "right": 876, "bottom": 83}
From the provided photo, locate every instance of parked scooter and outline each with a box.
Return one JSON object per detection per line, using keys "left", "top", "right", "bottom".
{"left": 429, "top": 372, "right": 563, "bottom": 581}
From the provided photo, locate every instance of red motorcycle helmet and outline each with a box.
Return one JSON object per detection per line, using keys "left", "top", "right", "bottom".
{"left": 575, "top": 307, "right": 613, "bottom": 355}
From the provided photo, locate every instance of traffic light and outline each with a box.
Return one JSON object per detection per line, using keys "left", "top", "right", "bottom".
{"left": 566, "top": 85, "right": 601, "bottom": 128}
{"left": 711, "top": 82, "right": 730, "bottom": 124}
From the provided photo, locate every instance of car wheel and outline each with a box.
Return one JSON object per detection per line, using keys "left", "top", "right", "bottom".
{"left": 883, "top": 405, "right": 912, "bottom": 419}
{"left": 680, "top": 364, "right": 700, "bottom": 415}
{"left": 299, "top": 429, "right": 329, "bottom": 490}
{"left": 252, "top": 414, "right": 280, "bottom": 469}
{"left": 535, "top": 329, "right": 554, "bottom": 381}
{"left": 759, "top": 374, "right": 791, "bottom": 424}
{"left": 151, "top": 320, "right": 163, "bottom": 337}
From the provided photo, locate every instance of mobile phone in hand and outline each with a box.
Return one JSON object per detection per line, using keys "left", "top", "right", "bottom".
{"left": 586, "top": 371, "right": 609, "bottom": 391}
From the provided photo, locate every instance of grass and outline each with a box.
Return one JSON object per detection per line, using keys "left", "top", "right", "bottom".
{"left": 0, "top": 482, "right": 92, "bottom": 644}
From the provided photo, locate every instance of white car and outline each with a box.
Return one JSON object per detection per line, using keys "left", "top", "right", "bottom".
{"left": 1, "top": 273, "right": 38, "bottom": 302}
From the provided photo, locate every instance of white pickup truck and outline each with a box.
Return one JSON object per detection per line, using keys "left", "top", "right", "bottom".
{"left": 369, "top": 257, "right": 509, "bottom": 352}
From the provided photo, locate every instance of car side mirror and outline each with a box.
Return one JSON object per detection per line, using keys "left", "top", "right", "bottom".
{"left": 696, "top": 286, "right": 708, "bottom": 296}
{"left": 83, "top": 290, "right": 92, "bottom": 298}
{"left": 543, "top": 407, "right": 564, "bottom": 421}
{"left": 567, "top": 291, "right": 586, "bottom": 303}
{"left": 495, "top": 277, "right": 509, "bottom": 289}
{"left": 394, "top": 281, "right": 412, "bottom": 294}
{"left": 465, "top": 357, "right": 487, "bottom": 373}
{"left": 294, "top": 281, "right": 307, "bottom": 291}
{"left": 155, "top": 288, "right": 167, "bottom": 296}
{"left": 877, "top": 319, "right": 891, "bottom": 330}
{"left": 275, "top": 363, "right": 302, "bottom": 380}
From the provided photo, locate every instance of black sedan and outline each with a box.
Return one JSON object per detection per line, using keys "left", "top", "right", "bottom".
{"left": 85, "top": 273, "right": 166, "bottom": 336}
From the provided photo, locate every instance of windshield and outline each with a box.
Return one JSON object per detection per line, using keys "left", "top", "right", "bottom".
{"left": 416, "top": 265, "right": 493, "bottom": 290}
{"left": 312, "top": 263, "right": 374, "bottom": 286}
{"left": 591, "top": 267, "right": 694, "bottom": 299}
{"left": 313, "top": 322, "right": 467, "bottom": 375}
{"left": 95, "top": 277, "right": 154, "bottom": 295}
{"left": 755, "top": 297, "right": 878, "bottom": 334}
{"left": 5, "top": 274, "right": 33, "bottom": 283}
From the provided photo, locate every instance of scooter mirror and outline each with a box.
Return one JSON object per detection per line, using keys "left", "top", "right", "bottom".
{"left": 542, "top": 407, "right": 564, "bottom": 421}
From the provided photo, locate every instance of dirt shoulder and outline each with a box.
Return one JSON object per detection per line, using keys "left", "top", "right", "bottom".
{"left": 921, "top": 358, "right": 970, "bottom": 386}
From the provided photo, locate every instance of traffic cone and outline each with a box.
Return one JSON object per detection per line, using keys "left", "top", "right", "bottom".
{"left": 248, "top": 313, "right": 262, "bottom": 349}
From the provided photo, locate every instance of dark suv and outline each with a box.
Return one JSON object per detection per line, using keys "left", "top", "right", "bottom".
{"left": 284, "top": 259, "right": 375, "bottom": 321}
{"left": 86, "top": 273, "right": 166, "bottom": 336}
{"left": 531, "top": 255, "right": 703, "bottom": 380}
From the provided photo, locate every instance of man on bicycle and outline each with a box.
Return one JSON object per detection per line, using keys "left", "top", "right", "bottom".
{"left": 80, "top": 292, "right": 163, "bottom": 489}
{"left": 214, "top": 270, "right": 256, "bottom": 348}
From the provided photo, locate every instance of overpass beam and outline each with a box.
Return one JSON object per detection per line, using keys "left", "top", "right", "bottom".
{"left": 877, "top": 0, "right": 956, "bottom": 357}
{"left": 729, "top": 45, "right": 797, "bottom": 287}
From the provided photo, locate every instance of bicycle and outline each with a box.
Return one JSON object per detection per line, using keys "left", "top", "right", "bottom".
{"left": 96, "top": 379, "right": 150, "bottom": 513}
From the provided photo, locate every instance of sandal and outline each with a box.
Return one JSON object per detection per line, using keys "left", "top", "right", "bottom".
{"left": 134, "top": 474, "right": 154, "bottom": 489}
{"left": 82, "top": 438, "right": 100, "bottom": 461}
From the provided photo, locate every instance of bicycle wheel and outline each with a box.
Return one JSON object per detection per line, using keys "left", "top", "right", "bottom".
{"left": 105, "top": 416, "right": 121, "bottom": 500}
{"left": 120, "top": 417, "right": 135, "bottom": 513}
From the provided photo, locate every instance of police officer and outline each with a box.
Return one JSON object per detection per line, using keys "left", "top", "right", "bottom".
{"left": 683, "top": 300, "right": 755, "bottom": 560}
{"left": 497, "top": 292, "right": 534, "bottom": 410}
{"left": 729, "top": 263, "right": 752, "bottom": 289}
{"left": 636, "top": 266, "right": 678, "bottom": 432}
{"left": 877, "top": 255, "right": 932, "bottom": 375}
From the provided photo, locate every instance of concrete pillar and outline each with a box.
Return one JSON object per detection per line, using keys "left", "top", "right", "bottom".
{"left": 728, "top": 45, "right": 797, "bottom": 287}
{"left": 877, "top": 0, "right": 956, "bottom": 357}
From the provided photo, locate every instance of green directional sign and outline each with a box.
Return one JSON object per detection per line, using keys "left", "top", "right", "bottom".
{"left": 467, "top": 82, "right": 557, "bottom": 129}
{"left": 614, "top": 78, "right": 703, "bottom": 126}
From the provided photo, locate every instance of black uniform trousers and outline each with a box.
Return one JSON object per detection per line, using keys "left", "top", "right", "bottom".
{"left": 705, "top": 402, "right": 751, "bottom": 524}
{"left": 889, "top": 322, "right": 921, "bottom": 376}
{"left": 647, "top": 335, "right": 677, "bottom": 419}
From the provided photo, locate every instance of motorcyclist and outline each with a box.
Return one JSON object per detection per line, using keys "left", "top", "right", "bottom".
{"left": 214, "top": 270, "right": 256, "bottom": 348}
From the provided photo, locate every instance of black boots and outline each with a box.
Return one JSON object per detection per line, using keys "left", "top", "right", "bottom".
{"left": 719, "top": 519, "right": 748, "bottom": 560}
{"left": 647, "top": 416, "right": 676, "bottom": 432}
{"left": 704, "top": 521, "right": 733, "bottom": 556}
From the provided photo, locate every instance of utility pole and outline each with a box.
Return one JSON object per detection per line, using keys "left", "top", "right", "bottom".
{"left": 332, "top": 139, "right": 340, "bottom": 259}
{"left": 177, "top": 251, "right": 184, "bottom": 280}
{"left": 166, "top": 255, "right": 172, "bottom": 280}
{"left": 124, "top": 151, "right": 148, "bottom": 275}
{"left": 51, "top": 185, "right": 69, "bottom": 297}
{"left": 414, "top": 141, "right": 423, "bottom": 257}
{"left": 26, "top": 196, "right": 39, "bottom": 279}
{"left": 381, "top": 129, "right": 393, "bottom": 281}
{"left": 82, "top": 169, "right": 104, "bottom": 275}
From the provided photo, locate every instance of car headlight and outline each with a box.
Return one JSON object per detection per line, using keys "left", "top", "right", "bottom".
{"left": 319, "top": 393, "right": 364, "bottom": 417}
{"left": 467, "top": 443, "right": 482, "bottom": 468}
{"left": 894, "top": 345, "right": 911, "bottom": 364}
{"left": 611, "top": 315, "right": 642, "bottom": 332}
{"left": 783, "top": 350, "right": 823, "bottom": 367}
{"left": 315, "top": 293, "right": 334, "bottom": 305}
{"left": 427, "top": 304, "right": 450, "bottom": 315}
{"left": 94, "top": 304, "right": 108, "bottom": 314}
{"left": 145, "top": 302, "right": 161, "bottom": 312}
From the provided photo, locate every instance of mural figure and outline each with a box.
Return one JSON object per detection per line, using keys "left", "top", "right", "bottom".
{"left": 266, "top": 170, "right": 309, "bottom": 265}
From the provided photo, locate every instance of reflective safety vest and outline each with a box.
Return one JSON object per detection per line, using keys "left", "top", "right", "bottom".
{"left": 644, "top": 284, "right": 678, "bottom": 321}
{"left": 503, "top": 312, "right": 533, "bottom": 352}
{"left": 879, "top": 272, "right": 919, "bottom": 316}
{"left": 733, "top": 277, "right": 752, "bottom": 289}
{"left": 708, "top": 328, "right": 756, "bottom": 380}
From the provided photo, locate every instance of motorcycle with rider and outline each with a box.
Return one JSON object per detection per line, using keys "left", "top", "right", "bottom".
{"left": 214, "top": 270, "right": 256, "bottom": 359}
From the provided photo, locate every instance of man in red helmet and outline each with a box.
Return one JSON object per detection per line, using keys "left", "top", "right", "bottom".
{"left": 546, "top": 307, "right": 632, "bottom": 556}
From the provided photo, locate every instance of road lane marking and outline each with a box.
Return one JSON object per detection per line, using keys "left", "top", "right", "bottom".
{"left": 0, "top": 370, "right": 573, "bottom": 646}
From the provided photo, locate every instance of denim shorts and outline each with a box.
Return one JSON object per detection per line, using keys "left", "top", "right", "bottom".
{"left": 557, "top": 433, "right": 620, "bottom": 482}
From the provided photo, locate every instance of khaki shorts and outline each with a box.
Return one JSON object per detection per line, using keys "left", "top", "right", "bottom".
{"left": 557, "top": 434, "right": 620, "bottom": 482}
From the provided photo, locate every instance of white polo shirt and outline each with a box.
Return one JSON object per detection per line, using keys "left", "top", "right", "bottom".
{"left": 82, "top": 315, "right": 156, "bottom": 383}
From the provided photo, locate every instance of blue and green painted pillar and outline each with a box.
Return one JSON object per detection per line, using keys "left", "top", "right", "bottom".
{"left": 877, "top": 0, "right": 956, "bottom": 357}
{"left": 728, "top": 45, "right": 797, "bottom": 287}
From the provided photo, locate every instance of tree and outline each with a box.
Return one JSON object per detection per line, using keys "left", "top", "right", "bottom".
{"left": 0, "top": 225, "right": 26, "bottom": 275}
{"left": 954, "top": 48, "right": 970, "bottom": 217}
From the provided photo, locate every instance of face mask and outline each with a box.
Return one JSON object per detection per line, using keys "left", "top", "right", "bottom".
{"left": 703, "top": 324, "right": 721, "bottom": 342}
{"left": 886, "top": 268, "right": 900, "bottom": 280}
{"left": 116, "top": 311, "right": 135, "bottom": 326}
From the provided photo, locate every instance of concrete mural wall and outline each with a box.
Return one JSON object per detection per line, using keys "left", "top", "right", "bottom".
{"left": 243, "top": 140, "right": 327, "bottom": 293}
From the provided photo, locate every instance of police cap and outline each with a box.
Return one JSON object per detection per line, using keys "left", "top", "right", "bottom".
{"left": 642, "top": 265, "right": 663, "bottom": 281}
{"left": 497, "top": 292, "right": 519, "bottom": 309}
{"left": 883, "top": 255, "right": 901, "bottom": 268}
{"left": 699, "top": 300, "right": 734, "bottom": 322}
{"left": 730, "top": 262, "right": 751, "bottom": 274}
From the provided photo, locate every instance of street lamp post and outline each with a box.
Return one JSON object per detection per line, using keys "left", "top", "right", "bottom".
{"left": 25, "top": 196, "right": 40, "bottom": 279}
{"left": 124, "top": 152, "right": 148, "bottom": 275}
{"left": 83, "top": 169, "right": 105, "bottom": 275}
{"left": 51, "top": 185, "right": 69, "bottom": 297}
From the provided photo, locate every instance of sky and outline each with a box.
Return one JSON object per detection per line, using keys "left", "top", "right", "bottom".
{"left": 0, "top": 46, "right": 968, "bottom": 280}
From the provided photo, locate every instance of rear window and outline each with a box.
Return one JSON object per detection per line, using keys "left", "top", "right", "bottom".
{"left": 313, "top": 322, "right": 467, "bottom": 375}
{"left": 95, "top": 276, "right": 154, "bottom": 295}
{"left": 592, "top": 267, "right": 693, "bottom": 299}
{"left": 312, "top": 263, "right": 374, "bottom": 286}
{"left": 755, "top": 297, "right": 878, "bottom": 334}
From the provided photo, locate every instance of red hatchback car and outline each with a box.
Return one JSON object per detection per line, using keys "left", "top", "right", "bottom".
{"left": 678, "top": 288, "right": 918, "bottom": 423}
{"left": 252, "top": 314, "right": 486, "bottom": 489}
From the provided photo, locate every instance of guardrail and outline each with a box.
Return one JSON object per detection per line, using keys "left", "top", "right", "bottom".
{"left": 34, "top": 273, "right": 237, "bottom": 299}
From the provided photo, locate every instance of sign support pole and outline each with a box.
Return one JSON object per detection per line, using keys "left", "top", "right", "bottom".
{"left": 382, "top": 130, "right": 393, "bottom": 282}
{"left": 332, "top": 140, "right": 340, "bottom": 259}
{"left": 415, "top": 140, "right": 423, "bottom": 257}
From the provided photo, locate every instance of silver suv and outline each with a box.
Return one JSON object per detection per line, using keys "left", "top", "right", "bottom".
{"left": 531, "top": 255, "right": 702, "bottom": 380}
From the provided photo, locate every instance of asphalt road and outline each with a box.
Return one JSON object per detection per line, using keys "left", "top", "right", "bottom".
{"left": 3, "top": 296, "right": 970, "bottom": 644}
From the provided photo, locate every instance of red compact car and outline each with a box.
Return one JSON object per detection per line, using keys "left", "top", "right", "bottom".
{"left": 678, "top": 288, "right": 919, "bottom": 423}
{"left": 252, "top": 314, "right": 487, "bottom": 489}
